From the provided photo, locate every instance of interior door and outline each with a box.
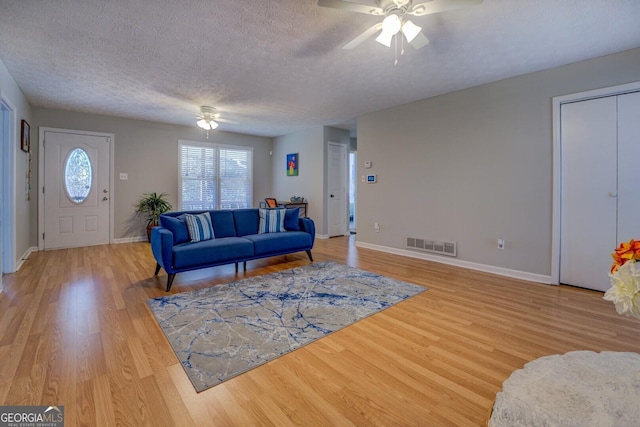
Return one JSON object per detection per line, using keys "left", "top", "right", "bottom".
{"left": 616, "top": 91, "right": 640, "bottom": 242}
{"left": 43, "top": 130, "right": 111, "bottom": 249}
{"left": 328, "top": 142, "right": 347, "bottom": 237}
{"left": 560, "top": 97, "right": 618, "bottom": 291}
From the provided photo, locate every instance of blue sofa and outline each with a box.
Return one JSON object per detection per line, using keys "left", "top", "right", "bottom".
{"left": 151, "top": 208, "right": 315, "bottom": 291}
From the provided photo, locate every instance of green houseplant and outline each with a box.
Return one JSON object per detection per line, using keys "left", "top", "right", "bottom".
{"left": 135, "top": 192, "right": 172, "bottom": 242}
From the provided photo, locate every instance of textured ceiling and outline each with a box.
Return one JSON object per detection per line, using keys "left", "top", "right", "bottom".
{"left": 0, "top": 0, "right": 639, "bottom": 137}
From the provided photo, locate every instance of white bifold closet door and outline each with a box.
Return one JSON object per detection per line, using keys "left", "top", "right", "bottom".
{"left": 560, "top": 91, "right": 640, "bottom": 291}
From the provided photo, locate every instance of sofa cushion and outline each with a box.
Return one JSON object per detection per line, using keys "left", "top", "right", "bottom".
{"left": 233, "top": 209, "right": 260, "bottom": 236}
{"left": 243, "top": 231, "right": 312, "bottom": 256}
{"left": 259, "top": 208, "right": 286, "bottom": 233}
{"left": 284, "top": 208, "right": 300, "bottom": 231}
{"left": 160, "top": 214, "right": 189, "bottom": 244}
{"left": 185, "top": 212, "right": 215, "bottom": 242}
{"left": 172, "top": 237, "right": 254, "bottom": 269}
{"left": 209, "top": 210, "right": 236, "bottom": 238}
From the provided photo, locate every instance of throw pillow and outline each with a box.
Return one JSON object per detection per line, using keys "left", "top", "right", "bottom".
{"left": 284, "top": 208, "right": 300, "bottom": 231}
{"left": 259, "top": 208, "right": 286, "bottom": 234}
{"left": 184, "top": 212, "right": 215, "bottom": 242}
{"left": 160, "top": 215, "right": 189, "bottom": 244}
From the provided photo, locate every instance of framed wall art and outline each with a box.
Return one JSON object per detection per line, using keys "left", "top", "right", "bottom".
{"left": 286, "top": 153, "right": 298, "bottom": 176}
{"left": 21, "top": 119, "right": 30, "bottom": 153}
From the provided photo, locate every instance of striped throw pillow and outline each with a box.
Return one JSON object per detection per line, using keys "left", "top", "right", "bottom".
{"left": 259, "top": 208, "right": 286, "bottom": 234}
{"left": 184, "top": 212, "right": 215, "bottom": 242}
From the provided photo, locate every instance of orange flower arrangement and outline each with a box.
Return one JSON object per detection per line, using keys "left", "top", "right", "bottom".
{"left": 610, "top": 239, "right": 640, "bottom": 273}
{"left": 605, "top": 239, "right": 640, "bottom": 319}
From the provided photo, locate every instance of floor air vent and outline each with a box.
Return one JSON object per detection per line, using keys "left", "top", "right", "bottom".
{"left": 406, "top": 237, "right": 457, "bottom": 257}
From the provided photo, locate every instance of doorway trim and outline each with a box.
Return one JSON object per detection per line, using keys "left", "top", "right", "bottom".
{"left": 551, "top": 81, "right": 640, "bottom": 285}
{"left": 326, "top": 141, "right": 349, "bottom": 237}
{"left": 38, "top": 127, "right": 115, "bottom": 250}
{"left": 1, "top": 97, "right": 16, "bottom": 275}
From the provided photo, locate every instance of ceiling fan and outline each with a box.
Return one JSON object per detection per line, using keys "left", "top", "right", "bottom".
{"left": 318, "top": 0, "right": 482, "bottom": 50}
{"left": 196, "top": 106, "right": 221, "bottom": 131}
{"left": 196, "top": 106, "right": 238, "bottom": 137}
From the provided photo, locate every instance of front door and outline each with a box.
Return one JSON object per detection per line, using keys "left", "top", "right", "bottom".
{"left": 43, "top": 129, "right": 111, "bottom": 249}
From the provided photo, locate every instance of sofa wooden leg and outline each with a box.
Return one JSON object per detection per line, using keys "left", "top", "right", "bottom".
{"left": 235, "top": 262, "right": 238, "bottom": 273}
{"left": 243, "top": 261, "right": 247, "bottom": 271}
{"left": 166, "top": 274, "right": 176, "bottom": 292}
{"left": 154, "top": 263, "right": 161, "bottom": 275}
{"left": 306, "top": 250, "right": 313, "bottom": 262}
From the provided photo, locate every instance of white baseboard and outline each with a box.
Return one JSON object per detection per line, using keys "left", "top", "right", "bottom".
{"left": 16, "top": 246, "right": 39, "bottom": 271}
{"left": 316, "top": 234, "right": 330, "bottom": 240}
{"left": 113, "top": 236, "right": 148, "bottom": 244}
{"left": 355, "top": 241, "right": 553, "bottom": 285}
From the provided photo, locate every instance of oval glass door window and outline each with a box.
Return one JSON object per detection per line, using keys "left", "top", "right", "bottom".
{"left": 64, "top": 148, "right": 92, "bottom": 203}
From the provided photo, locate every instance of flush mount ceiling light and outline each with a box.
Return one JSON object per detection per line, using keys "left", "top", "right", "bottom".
{"left": 196, "top": 106, "right": 219, "bottom": 131}
{"left": 318, "top": 0, "right": 482, "bottom": 62}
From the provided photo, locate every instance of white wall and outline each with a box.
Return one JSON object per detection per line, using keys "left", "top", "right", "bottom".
{"left": 0, "top": 58, "right": 33, "bottom": 270}
{"left": 32, "top": 108, "right": 273, "bottom": 240}
{"left": 357, "top": 47, "right": 640, "bottom": 281}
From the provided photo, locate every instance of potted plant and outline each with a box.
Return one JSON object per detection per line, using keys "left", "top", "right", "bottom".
{"left": 135, "top": 192, "right": 172, "bottom": 242}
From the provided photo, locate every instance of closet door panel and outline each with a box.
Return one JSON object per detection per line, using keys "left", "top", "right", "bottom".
{"left": 560, "top": 97, "right": 618, "bottom": 291}
{"left": 617, "top": 91, "right": 640, "bottom": 244}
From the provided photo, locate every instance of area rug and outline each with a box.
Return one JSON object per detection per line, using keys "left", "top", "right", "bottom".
{"left": 147, "top": 261, "right": 426, "bottom": 392}
{"left": 489, "top": 350, "right": 640, "bottom": 427}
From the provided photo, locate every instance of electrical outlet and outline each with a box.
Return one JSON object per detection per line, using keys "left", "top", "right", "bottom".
{"left": 374, "top": 222, "right": 380, "bottom": 232}
{"left": 497, "top": 238, "right": 505, "bottom": 250}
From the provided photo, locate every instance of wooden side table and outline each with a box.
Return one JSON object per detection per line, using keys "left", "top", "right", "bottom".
{"left": 278, "top": 201, "right": 308, "bottom": 217}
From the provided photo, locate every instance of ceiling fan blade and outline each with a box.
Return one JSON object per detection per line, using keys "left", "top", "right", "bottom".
{"left": 317, "top": 0, "right": 384, "bottom": 15}
{"left": 409, "top": 0, "right": 482, "bottom": 17}
{"left": 342, "top": 23, "right": 383, "bottom": 49}
{"left": 409, "top": 32, "right": 430, "bottom": 49}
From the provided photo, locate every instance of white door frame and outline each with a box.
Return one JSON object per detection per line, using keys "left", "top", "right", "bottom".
{"left": 1, "top": 96, "right": 16, "bottom": 275}
{"left": 327, "top": 141, "right": 349, "bottom": 237}
{"left": 551, "top": 81, "right": 640, "bottom": 285}
{"left": 38, "top": 127, "right": 115, "bottom": 250}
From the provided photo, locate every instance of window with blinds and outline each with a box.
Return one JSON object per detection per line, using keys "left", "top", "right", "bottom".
{"left": 179, "top": 140, "right": 253, "bottom": 210}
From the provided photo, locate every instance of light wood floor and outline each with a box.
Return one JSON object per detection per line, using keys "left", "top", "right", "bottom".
{"left": 1, "top": 236, "right": 639, "bottom": 426}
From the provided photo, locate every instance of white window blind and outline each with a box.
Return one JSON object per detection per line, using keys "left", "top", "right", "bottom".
{"left": 179, "top": 140, "right": 253, "bottom": 210}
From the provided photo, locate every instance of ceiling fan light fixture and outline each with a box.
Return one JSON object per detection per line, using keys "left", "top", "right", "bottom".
{"left": 380, "top": 14, "right": 402, "bottom": 35}
{"left": 196, "top": 118, "right": 218, "bottom": 130}
{"left": 401, "top": 19, "right": 422, "bottom": 43}
{"left": 375, "top": 30, "right": 394, "bottom": 47}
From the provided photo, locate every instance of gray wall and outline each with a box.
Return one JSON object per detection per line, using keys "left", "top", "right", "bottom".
{"left": 273, "top": 127, "right": 325, "bottom": 234}
{"left": 0, "top": 58, "right": 33, "bottom": 269}
{"left": 273, "top": 126, "right": 351, "bottom": 237}
{"left": 33, "top": 108, "right": 273, "bottom": 241}
{"left": 356, "top": 47, "right": 640, "bottom": 278}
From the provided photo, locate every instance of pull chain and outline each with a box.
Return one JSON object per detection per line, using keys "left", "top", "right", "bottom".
{"left": 394, "top": 34, "right": 398, "bottom": 65}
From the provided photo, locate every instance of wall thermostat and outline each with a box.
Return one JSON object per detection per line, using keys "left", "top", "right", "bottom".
{"left": 366, "top": 174, "right": 377, "bottom": 183}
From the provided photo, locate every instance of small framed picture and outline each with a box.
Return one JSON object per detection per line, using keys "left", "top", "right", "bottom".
{"left": 21, "top": 120, "right": 30, "bottom": 153}
{"left": 286, "top": 153, "right": 298, "bottom": 176}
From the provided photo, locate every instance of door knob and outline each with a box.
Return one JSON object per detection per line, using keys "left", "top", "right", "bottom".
{"left": 103, "top": 189, "right": 108, "bottom": 193}
{"left": 102, "top": 196, "right": 109, "bottom": 201}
